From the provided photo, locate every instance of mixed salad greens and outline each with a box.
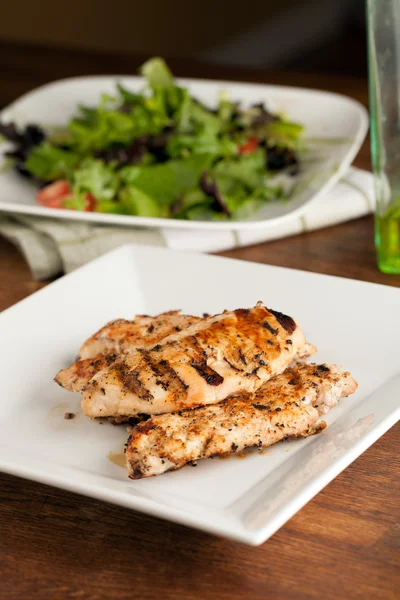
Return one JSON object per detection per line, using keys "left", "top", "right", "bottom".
{"left": 0, "top": 58, "right": 304, "bottom": 220}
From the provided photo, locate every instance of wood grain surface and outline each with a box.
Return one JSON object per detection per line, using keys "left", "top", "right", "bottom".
{"left": 0, "top": 43, "right": 399, "bottom": 600}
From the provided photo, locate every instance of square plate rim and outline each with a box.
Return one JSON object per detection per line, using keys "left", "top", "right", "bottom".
{"left": 0, "top": 243, "right": 398, "bottom": 546}
{"left": 0, "top": 405, "right": 397, "bottom": 546}
{"left": 0, "top": 75, "right": 369, "bottom": 232}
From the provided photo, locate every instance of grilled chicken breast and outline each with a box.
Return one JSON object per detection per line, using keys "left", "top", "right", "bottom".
{"left": 58, "top": 338, "right": 316, "bottom": 397}
{"left": 55, "top": 311, "right": 201, "bottom": 392}
{"left": 82, "top": 303, "right": 310, "bottom": 419}
{"left": 79, "top": 311, "right": 201, "bottom": 360}
{"left": 126, "top": 363, "right": 357, "bottom": 478}
{"left": 55, "top": 353, "right": 119, "bottom": 392}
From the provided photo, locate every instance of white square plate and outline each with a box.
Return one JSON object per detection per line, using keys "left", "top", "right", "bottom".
{"left": 0, "top": 77, "right": 368, "bottom": 231}
{"left": 0, "top": 245, "right": 398, "bottom": 545}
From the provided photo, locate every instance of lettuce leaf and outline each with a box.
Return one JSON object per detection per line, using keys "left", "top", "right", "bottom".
{"left": 25, "top": 143, "right": 80, "bottom": 180}
{"left": 72, "top": 158, "right": 119, "bottom": 202}
{"left": 212, "top": 149, "right": 266, "bottom": 189}
{"left": 231, "top": 185, "right": 283, "bottom": 219}
{"left": 140, "top": 57, "right": 174, "bottom": 89}
{"left": 167, "top": 131, "right": 237, "bottom": 159}
{"left": 95, "top": 200, "right": 128, "bottom": 215}
{"left": 176, "top": 90, "right": 193, "bottom": 133}
{"left": 68, "top": 87, "right": 175, "bottom": 153}
{"left": 173, "top": 188, "right": 210, "bottom": 215}
{"left": 69, "top": 107, "right": 136, "bottom": 152}
{"left": 119, "top": 186, "right": 163, "bottom": 217}
{"left": 264, "top": 119, "right": 304, "bottom": 149}
{"left": 120, "top": 154, "right": 212, "bottom": 206}
{"left": 230, "top": 198, "right": 266, "bottom": 219}
{"left": 116, "top": 83, "right": 142, "bottom": 106}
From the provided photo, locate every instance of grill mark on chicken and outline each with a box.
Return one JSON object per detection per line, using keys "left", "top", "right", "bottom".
{"left": 238, "top": 349, "right": 247, "bottom": 365}
{"left": 140, "top": 352, "right": 170, "bottom": 391}
{"left": 224, "top": 358, "right": 241, "bottom": 372}
{"left": 268, "top": 308, "right": 296, "bottom": 334}
{"left": 141, "top": 357, "right": 170, "bottom": 393}
{"left": 153, "top": 333, "right": 208, "bottom": 364}
{"left": 145, "top": 355, "right": 189, "bottom": 396}
{"left": 112, "top": 360, "right": 154, "bottom": 402}
{"left": 235, "top": 307, "right": 278, "bottom": 348}
{"left": 56, "top": 312, "right": 201, "bottom": 392}
{"left": 94, "top": 352, "right": 118, "bottom": 368}
{"left": 82, "top": 303, "right": 309, "bottom": 418}
{"left": 190, "top": 360, "right": 224, "bottom": 386}
{"left": 183, "top": 335, "right": 209, "bottom": 362}
{"left": 234, "top": 307, "right": 284, "bottom": 364}
{"left": 195, "top": 312, "right": 272, "bottom": 373}
{"left": 126, "top": 363, "right": 357, "bottom": 478}
{"left": 54, "top": 352, "right": 118, "bottom": 391}
{"left": 262, "top": 321, "right": 278, "bottom": 335}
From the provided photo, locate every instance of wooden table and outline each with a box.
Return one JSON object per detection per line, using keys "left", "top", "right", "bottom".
{"left": 0, "top": 49, "right": 399, "bottom": 599}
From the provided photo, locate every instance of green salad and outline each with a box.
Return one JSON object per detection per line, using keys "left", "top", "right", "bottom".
{"left": 0, "top": 58, "right": 304, "bottom": 220}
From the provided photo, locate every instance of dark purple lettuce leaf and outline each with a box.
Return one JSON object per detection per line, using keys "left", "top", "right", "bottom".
{"left": 251, "top": 103, "right": 279, "bottom": 128}
{"left": 94, "top": 137, "right": 148, "bottom": 165}
{"left": 94, "top": 130, "right": 172, "bottom": 166}
{"left": 200, "top": 171, "right": 231, "bottom": 217}
{"left": 0, "top": 122, "right": 21, "bottom": 143}
{"left": 1, "top": 122, "right": 47, "bottom": 181}
{"left": 266, "top": 145, "right": 299, "bottom": 174}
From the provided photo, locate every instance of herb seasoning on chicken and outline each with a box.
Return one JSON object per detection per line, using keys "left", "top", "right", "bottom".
{"left": 55, "top": 311, "right": 200, "bottom": 392}
{"left": 82, "top": 303, "right": 311, "bottom": 419}
{"left": 126, "top": 363, "right": 357, "bottom": 478}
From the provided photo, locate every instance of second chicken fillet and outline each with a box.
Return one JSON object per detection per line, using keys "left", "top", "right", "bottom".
{"left": 82, "top": 303, "right": 311, "bottom": 419}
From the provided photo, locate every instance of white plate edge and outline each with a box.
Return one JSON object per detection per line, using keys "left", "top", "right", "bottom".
{"left": 0, "top": 244, "right": 399, "bottom": 545}
{"left": 0, "top": 76, "right": 369, "bottom": 231}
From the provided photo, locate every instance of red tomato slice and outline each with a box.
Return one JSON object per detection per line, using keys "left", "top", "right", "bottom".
{"left": 36, "top": 181, "right": 97, "bottom": 211}
{"left": 36, "top": 180, "right": 71, "bottom": 209}
{"left": 238, "top": 136, "right": 258, "bottom": 155}
{"left": 83, "top": 193, "right": 97, "bottom": 212}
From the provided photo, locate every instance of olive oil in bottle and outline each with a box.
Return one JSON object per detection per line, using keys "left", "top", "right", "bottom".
{"left": 375, "top": 203, "right": 400, "bottom": 274}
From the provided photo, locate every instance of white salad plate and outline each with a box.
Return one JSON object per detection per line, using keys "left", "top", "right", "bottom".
{"left": 0, "top": 76, "right": 368, "bottom": 231}
{"left": 0, "top": 245, "right": 398, "bottom": 545}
